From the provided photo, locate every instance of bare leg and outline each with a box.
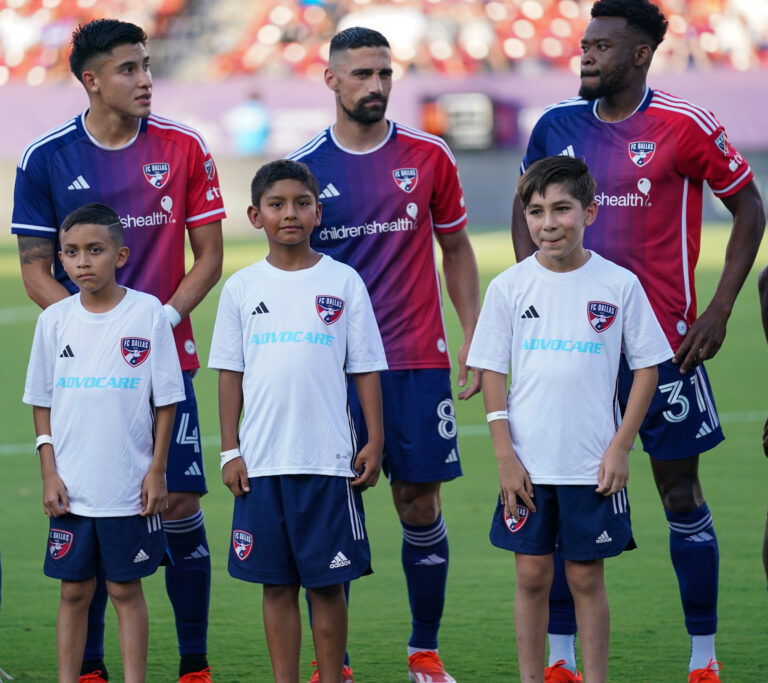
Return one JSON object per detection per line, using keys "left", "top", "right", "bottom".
{"left": 514, "top": 553, "right": 553, "bottom": 683}
{"left": 58, "top": 578, "right": 97, "bottom": 683}
{"left": 106, "top": 579, "right": 148, "bottom": 683}
{"left": 263, "top": 583, "right": 301, "bottom": 683}
{"left": 566, "top": 559, "right": 609, "bottom": 683}
{"left": 307, "top": 584, "right": 347, "bottom": 683}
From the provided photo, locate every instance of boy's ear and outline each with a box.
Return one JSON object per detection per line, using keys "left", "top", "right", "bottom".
{"left": 247, "top": 205, "right": 263, "bottom": 230}
{"left": 315, "top": 200, "right": 322, "bottom": 227}
{"left": 584, "top": 200, "right": 598, "bottom": 226}
{"left": 116, "top": 245, "right": 130, "bottom": 268}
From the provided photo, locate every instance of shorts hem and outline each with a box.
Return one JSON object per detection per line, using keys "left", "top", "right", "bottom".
{"left": 647, "top": 432, "right": 724, "bottom": 461}
{"left": 388, "top": 469, "right": 462, "bottom": 484}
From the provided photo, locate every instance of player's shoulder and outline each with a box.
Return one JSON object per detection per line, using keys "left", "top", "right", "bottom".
{"left": 18, "top": 115, "right": 83, "bottom": 171}
{"left": 646, "top": 89, "right": 721, "bottom": 135}
{"left": 286, "top": 127, "right": 332, "bottom": 161}
{"left": 589, "top": 251, "right": 640, "bottom": 285}
{"left": 394, "top": 122, "right": 457, "bottom": 162}
{"left": 145, "top": 113, "right": 211, "bottom": 155}
{"left": 536, "top": 96, "right": 591, "bottom": 122}
{"left": 126, "top": 288, "right": 163, "bottom": 311}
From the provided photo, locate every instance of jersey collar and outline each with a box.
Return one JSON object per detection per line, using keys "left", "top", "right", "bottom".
{"left": 329, "top": 120, "right": 394, "bottom": 155}
{"left": 79, "top": 109, "right": 143, "bottom": 151}
{"left": 590, "top": 86, "right": 652, "bottom": 123}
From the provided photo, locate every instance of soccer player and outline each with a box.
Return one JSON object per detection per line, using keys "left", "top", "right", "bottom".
{"left": 510, "top": 1, "right": 766, "bottom": 681}
{"left": 209, "top": 159, "right": 386, "bottom": 683}
{"left": 24, "top": 203, "right": 185, "bottom": 683}
{"left": 11, "top": 19, "right": 224, "bottom": 683}
{"left": 758, "top": 265, "right": 768, "bottom": 588}
{"left": 288, "top": 26, "right": 481, "bottom": 683}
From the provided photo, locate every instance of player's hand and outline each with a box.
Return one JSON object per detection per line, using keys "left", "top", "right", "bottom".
{"left": 596, "top": 444, "right": 629, "bottom": 496}
{"left": 497, "top": 454, "right": 535, "bottom": 520}
{"left": 457, "top": 338, "right": 482, "bottom": 400}
{"left": 762, "top": 414, "right": 768, "bottom": 458}
{"left": 222, "top": 457, "right": 250, "bottom": 496}
{"left": 141, "top": 467, "right": 168, "bottom": 516}
{"left": 351, "top": 444, "right": 382, "bottom": 490}
{"left": 42, "top": 473, "right": 70, "bottom": 517}
{"left": 673, "top": 306, "right": 728, "bottom": 373}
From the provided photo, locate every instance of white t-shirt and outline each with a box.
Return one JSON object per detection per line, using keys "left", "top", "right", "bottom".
{"left": 208, "top": 255, "right": 387, "bottom": 477}
{"left": 24, "top": 289, "right": 186, "bottom": 516}
{"left": 467, "top": 252, "right": 672, "bottom": 484}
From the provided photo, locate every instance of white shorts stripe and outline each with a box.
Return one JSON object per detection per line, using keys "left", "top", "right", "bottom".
{"left": 345, "top": 479, "right": 364, "bottom": 541}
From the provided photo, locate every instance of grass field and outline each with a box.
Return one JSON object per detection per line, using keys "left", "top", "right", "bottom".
{"left": 0, "top": 228, "right": 767, "bottom": 682}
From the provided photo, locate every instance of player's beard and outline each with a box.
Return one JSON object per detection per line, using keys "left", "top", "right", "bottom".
{"left": 341, "top": 94, "right": 388, "bottom": 125}
{"left": 578, "top": 62, "right": 629, "bottom": 100}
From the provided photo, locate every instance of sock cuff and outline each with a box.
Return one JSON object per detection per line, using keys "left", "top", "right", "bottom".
{"left": 401, "top": 514, "right": 446, "bottom": 547}
{"left": 665, "top": 503, "right": 713, "bottom": 535}
{"left": 163, "top": 509, "right": 204, "bottom": 534}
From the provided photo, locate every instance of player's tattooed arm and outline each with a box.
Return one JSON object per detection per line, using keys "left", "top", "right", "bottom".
{"left": 17, "top": 235, "right": 70, "bottom": 309}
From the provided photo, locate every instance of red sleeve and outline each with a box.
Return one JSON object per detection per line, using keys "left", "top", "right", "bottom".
{"left": 185, "top": 137, "right": 226, "bottom": 229}
{"left": 430, "top": 144, "right": 468, "bottom": 234}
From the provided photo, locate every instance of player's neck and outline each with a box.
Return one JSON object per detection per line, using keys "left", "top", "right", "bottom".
{"left": 79, "top": 283, "right": 127, "bottom": 314}
{"left": 595, "top": 81, "right": 647, "bottom": 123}
{"left": 332, "top": 116, "right": 389, "bottom": 152}
{"left": 265, "top": 245, "right": 322, "bottom": 272}
{"left": 83, "top": 105, "right": 141, "bottom": 149}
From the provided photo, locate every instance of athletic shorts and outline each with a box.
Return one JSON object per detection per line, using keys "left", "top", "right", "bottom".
{"left": 166, "top": 371, "right": 207, "bottom": 494}
{"left": 348, "top": 368, "right": 462, "bottom": 484}
{"left": 489, "top": 484, "right": 634, "bottom": 561}
{"left": 44, "top": 513, "right": 168, "bottom": 582}
{"left": 619, "top": 356, "right": 724, "bottom": 461}
{"left": 228, "top": 475, "right": 372, "bottom": 588}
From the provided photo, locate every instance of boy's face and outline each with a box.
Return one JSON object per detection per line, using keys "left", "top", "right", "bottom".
{"left": 525, "top": 182, "right": 597, "bottom": 272}
{"left": 59, "top": 222, "right": 129, "bottom": 295}
{"left": 82, "top": 42, "right": 152, "bottom": 119}
{"left": 247, "top": 179, "right": 322, "bottom": 247}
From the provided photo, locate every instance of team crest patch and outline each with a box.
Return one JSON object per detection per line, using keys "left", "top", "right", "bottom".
{"left": 233, "top": 530, "right": 253, "bottom": 560}
{"left": 204, "top": 159, "right": 216, "bottom": 180}
{"left": 393, "top": 167, "right": 418, "bottom": 193}
{"left": 316, "top": 295, "right": 345, "bottom": 325}
{"left": 121, "top": 337, "right": 151, "bottom": 367}
{"left": 48, "top": 529, "right": 73, "bottom": 559}
{"left": 714, "top": 131, "right": 729, "bottom": 155}
{"left": 587, "top": 301, "right": 618, "bottom": 333}
{"left": 628, "top": 141, "right": 656, "bottom": 167}
{"left": 504, "top": 505, "right": 529, "bottom": 533}
{"left": 143, "top": 162, "right": 170, "bottom": 188}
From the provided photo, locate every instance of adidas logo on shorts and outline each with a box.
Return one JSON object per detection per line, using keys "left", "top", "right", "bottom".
{"left": 133, "top": 549, "right": 150, "bottom": 563}
{"left": 595, "top": 530, "right": 612, "bottom": 544}
{"left": 329, "top": 551, "right": 351, "bottom": 569}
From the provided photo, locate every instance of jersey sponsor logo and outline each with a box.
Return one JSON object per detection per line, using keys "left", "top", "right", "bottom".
{"left": 316, "top": 215, "right": 416, "bottom": 241}
{"left": 250, "top": 330, "right": 335, "bottom": 347}
{"left": 520, "top": 338, "right": 604, "bottom": 354}
{"left": 587, "top": 301, "right": 618, "bottom": 332}
{"left": 204, "top": 159, "right": 216, "bottom": 180}
{"left": 121, "top": 337, "right": 151, "bottom": 367}
{"left": 714, "top": 131, "right": 728, "bottom": 155}
{"left": 48, "top": 529, "right": 73, "bottom": 559}
{"left": 594, "top": 187, "right": 650, "bottom": 208}
{"left": 316, "top": 295, "right": 345, "bottom": 325}
{"left": 503, "top": 505, "right": 529, "bottom": 533}
{"left": 143, "top": 162, "right": 170, "bottom": 189}
{"left": 205, "top": 186, "right": 221, "bottom": 201}
{"left": 233, "top": 529, "right": 253, "bottom": 560}
{"left": 120, "top": 210, "right": 172, "bottom": 229}
{"left": 628, "top": 141, "right": 656, "bottom": 167}
{"left": 393, "top": 167, "right": 418, "bottom": 193}
{"left": 55, "top": 375, "right": 141, "bottom": 389}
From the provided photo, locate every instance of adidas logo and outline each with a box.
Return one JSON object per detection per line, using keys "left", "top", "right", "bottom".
{"left": 251, "top": 301, "right": 269, "bottom": 315}
{"left": 416, "top": 553, "right": 447, "bottom": 566}
{"left": 684, "top": 531, "right": 714, "bottom": 543}
{"left": 444, "top": 448, "right": 459, "bottom": 464}
{"left": 133, "top": 549, "right": 150, "bottom": 563}
{"left": 595, "top": 530, "right": 612, "bottom": 544}
{"left": 521, "top": 305, "right": 540, "bottom": 319}
{"left": 319, "top": 182, "right": 340, "bottom": 199}
{"left": 559, "top": 145, "right": 575, "bottom": 157}
{"left": 184, "top": 462, "right": 202, "bottom": 476}
{"left": 696, "top": 422, "right": 713, "bottom": 438}
{"left": 329, "top": 551, "right": 351, "bottom": 569}
{"left": 184, "top": 544, "right": 211, "bottom": 560}
{"left": 67, "top": 175, "right": 90, "bottom": 190}
{"left": 59, "top": 345, "right": 74, "bottom": 358}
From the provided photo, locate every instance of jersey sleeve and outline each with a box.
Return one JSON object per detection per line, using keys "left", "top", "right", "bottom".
{"left": 149, "top": 298, "right": 186, "bottom": 406}
{"left": 430, "top": 145, "right": 468, "bottom": 234}
{"left": 208, "top": 277, "right": 245, "bottom": 372}
{"left": 466, "top": 276, "right": 514, "bottom": 374}
{"left": 23, "top": 312, "right": 55, "bottom": 407}
{"left": 521, "top": 115, "right": 550, "bottom": 173}
{"left": 12, "top": 153, "right": 58, "bottom": 238}
{"left": 184, "top": 135, "right": 226, "bottom": 229}
{"left": 345, "top": 271, "right": 388, "bottom": 374}
{"left": 621, "top": 276, "right": 674, "bottom": 370}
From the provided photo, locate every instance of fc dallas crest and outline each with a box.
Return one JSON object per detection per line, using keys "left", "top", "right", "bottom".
{"left": 316, "top": 295, "right": 345, "bottom": 325}
{"left": 504, "top": 505, "right": 529, "bottom": 533}
{"left": 143, "top": 162, "right": 170, "bottom": 188}
{"left": 628, "top": 141, "right": 655, "bottom": 167}
{"left": 121, "top": 337, "right": 151, "bottom": 367}
{"left": 48, "top": 529, "right": 73, "bottom": 559}
{"left": 393, "top": 167, "right": 418, "bottom": 193}
{"left": 587, "top": 301, "right": 618, "bottom": 333}
{"left": 233, "top": 530, "right": 253, "bottom": 560}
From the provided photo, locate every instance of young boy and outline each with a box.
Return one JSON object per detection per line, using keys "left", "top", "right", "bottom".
{"left": 23, "top": 203, "right": 185, "bottom": 683}
{"left": 467, "top": 156, "right": 672, "bottom": 683}
{"left": 208, "top": 159, "right": 387, "bottom": 683}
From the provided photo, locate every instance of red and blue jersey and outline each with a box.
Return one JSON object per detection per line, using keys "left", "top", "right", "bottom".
{"left": 523, "top": 88, "right": 752, "bottom": 349}
{"left": 12, "top": 111, "right": 226, "bottom": 370}
{"left": 289, "top": 122, "right": 468, "bottom": 370}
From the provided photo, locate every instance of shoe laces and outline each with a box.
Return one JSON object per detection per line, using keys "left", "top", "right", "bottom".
{"left": 408, "top": 651, "right": 446, "bottom": 674}
{"left": 179, "top": 667, "right": 212, "bottom": 683}
{"left": 690, "top": 660, "right": 722, "bottom": 682}
{"left": 544, "top": 660, "right": 581, "bottom": 683}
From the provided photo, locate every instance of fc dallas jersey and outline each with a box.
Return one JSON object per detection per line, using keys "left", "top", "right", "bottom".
{"left": 12, "top": 111, "right": 227, "bottom": 370}
{"left": 288, "top": 121, "right": 468, "bottom": 370}
{"left": 522, "top": 88, "right": 753, "bottom": 349}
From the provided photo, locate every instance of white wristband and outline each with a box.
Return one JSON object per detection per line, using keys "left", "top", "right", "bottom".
{"left": 220, "top": 448, "right": 242, "bottom": 470}
{"left": 486, "top": 411, "right": 509, "bottom": 423}
{"left": 35, "top": 434, "right": 53, "bottom": 452}
{"left": 163, "top": 304, "right": 182, "bottom": 328}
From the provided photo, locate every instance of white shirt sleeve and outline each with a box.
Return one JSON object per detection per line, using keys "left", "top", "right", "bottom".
{"left": 466, "top": 277, "right": 514, "bottom": 375}
{"left": 23, "top": 312, "right": 55, "bottom": 407}
{"left": 621, "top": 276, "right": 674, "bottom": 370}
{"left": 149, "top": 299, "right": 186, "bottom": 407}
{"left": 345, "top": 272, "right": 388, "bottom": 374}
{"left": 208, "top": 277, "right": 246, "bottom": 372}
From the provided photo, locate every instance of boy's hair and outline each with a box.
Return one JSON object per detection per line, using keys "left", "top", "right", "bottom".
{"left": 591, "top": 0, "right": 668, "bottom": 49}
{"left": 250, "top": 159, "right": 319, "bottom": 207}
{"left": 69, "top": 19, "right": 148, "bottom": 83}
{"left": 330, "top": 27, "right": 390, "bottom": 56}
{"left": 517, "top": 157, "right": 597, "bottom": 209}
{"left": 60, "top": 203, "right": 125, "bottom": 247}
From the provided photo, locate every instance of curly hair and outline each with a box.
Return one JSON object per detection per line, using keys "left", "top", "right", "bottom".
{"left": 591, "top": 0, "right": 668, "bottom": 49}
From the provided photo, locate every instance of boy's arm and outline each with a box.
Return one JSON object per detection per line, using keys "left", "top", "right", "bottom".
{"left": 141, "top": 403, "right": 175, "bottom": 516}
{"left": 33, "top": 405, "right": 69, "bottom": 517}
{"left": 482, "top": 370, "right": 535, "bottom": 520}
{"left": 219, "top": 369, "right": 249, "bottom": 496}
{"left": 350, "top": 371, "right": 383, "bottom": 489}
{"left": 596, "top": 365, "right": 658, "bottom": 495}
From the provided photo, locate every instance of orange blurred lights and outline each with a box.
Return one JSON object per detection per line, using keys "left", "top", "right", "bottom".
{"left": 503, "top": 37, "right": 526, "bottom": 59}
{"left": 0, "top": 66, "right": 9, "bottom": 86}
{"left": 429, "top": 40, "right": 453, "bottom": 61}
{"left": 27, "top": 65, "right": 46, "bottom": 86}
{"left": 541, "top": 37, "right": 563, "bottom": 58}
{"left": 283, "top": 42, "right": 307, "bottom": 64}
{"left": 668, "top": 14, "right": 687, "bottom": 34}
{"left": 558, "top": 0, "right": 580, "bottom": 20}
{"left": 550, "top": 17, "right": 572, "bottom": 38}
{"left": 257, "top": 24, "right": 281, "bottom": 46}
{"left": 485, "top": 2, "right": 507, "bottom": 22}
{"left": 269, "top": 5, "right": 294, "bottom": 26}
{"left": 513, "top": 19, "right": 535, "bottom": 40}
{"left": 521, "top": 1, "right": 544, "bottom": 21}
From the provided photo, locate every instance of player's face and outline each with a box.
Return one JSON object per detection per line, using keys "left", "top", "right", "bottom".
{"left": 59, "top": 223, "right": 129, "bottom": 296}
{"left": 326, "top": 46, "right": 393, "bottom": 125}
{"left": 248, "top": 179, "right": 322, "bottom": 248}
{"left": 86, "top": 42, "right": 152, "bottom": 118}
{"left": 578, "top": 17, "right": 636, "bottom": 100}
{"left": 525, "top": 183, "right": 597, "bottom": 272}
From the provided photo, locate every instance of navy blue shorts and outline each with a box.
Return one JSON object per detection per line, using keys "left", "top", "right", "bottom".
{"left": 490, "top": 485, "right": 634, "bottom": 561}
{"left": 228, "top": 475, "right": 372, "bottom": 588}
{"left": 44, "top": 513, "right": 168, "bottom": 582}
{"left": 348, "top": 368, "right": 462, "bottom": 484}
{"left": 619, "top": 357, "right": 724, "bottom": 460}
{"left": 166, "top": 371, "right": 207, "bottom": 494}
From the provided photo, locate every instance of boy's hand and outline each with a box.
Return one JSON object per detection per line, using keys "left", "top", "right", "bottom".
{"left": 497, "top": 454, "right": 535, "bottom": 520}
{"left": 596, "top": 443, "right": 630, "bottom": 496}
{"left": 457, "top": 339, "right": 482, "bottom": 400}
{"left": 141, "top": 467, "right": 168, "bottom": 516}
{"left": 42, "top": 473, "right": 70, "bottom": 517}
{"left": 222, "top": 457, "right": 250, "bottom": 496}
{"left": 351, "top": 444, "right": 382, "bottom": 489}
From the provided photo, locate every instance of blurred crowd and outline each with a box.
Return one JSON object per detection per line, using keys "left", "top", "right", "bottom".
{"left": 1, "top": 0, "right": 767, "bottom": 85}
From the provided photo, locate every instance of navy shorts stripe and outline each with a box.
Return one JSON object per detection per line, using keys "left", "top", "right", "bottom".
{"left": 166, "top": 371, "right": 207, "bottom": 494}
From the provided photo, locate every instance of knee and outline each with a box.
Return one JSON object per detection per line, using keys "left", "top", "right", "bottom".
{"left": 565, "top": 561, "right": 604, "bottom": 597}
{"left": 515, "top": 559, "right": 553, "bottom": 595}
{"left": 162, "top": 491, "right": 202, "bottom": 520}
{"left": 60, "top": 579, "right": 96, "bottom": 607}
{"left": 106, "top": 580, "right": 143, "bottom": 607}
{"left": 393, "top": 482, "right": 441, "bottom": 526}
{"left": 658, "top": 479, "right": 702, "bottom": 514}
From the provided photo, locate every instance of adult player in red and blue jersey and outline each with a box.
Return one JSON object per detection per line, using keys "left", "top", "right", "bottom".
{"left": 511, "top": 2, "right": 765, "bottom": 681}
{"left": 12, "top": 20, "right": 224, "bottom": 683}
{"left": 289, "top": 27, "right": 481, "bottom": 683}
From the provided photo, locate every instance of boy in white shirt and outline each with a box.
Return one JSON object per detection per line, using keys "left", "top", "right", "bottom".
{"left": 208, "top": 160, "right": 387, "bottom": 683}
{"left": 467, "top": 157, "right": 672, "bottom": 683}
{"left": 24, "top": 203, "right": 185, "bottom": 683}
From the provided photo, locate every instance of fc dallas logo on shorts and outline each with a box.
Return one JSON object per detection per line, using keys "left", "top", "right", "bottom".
{"left": 504, "top": 505, "right": 529, "bottom": 533}
{"left": 316, "top": 295, "right": 345, "bottom": 325}
{"left": 393, "top": 168, "right": 418, "bottom": 193}
{"left": 587, "top": 301, "right": 618, "bottom": 333}
{"left": 48, "top": 529, "right": 73, "bottom": 559}
{"left": 121, "top": 337, "right": 151, "bottom": 367}
{"left": 233, "top": 530, "right": 253, "bottom": 560}
{"left": 628, "top": 141, "right": 655, "bottom": 167}
{"left": 143, "top": 162, "right": 170, "bottom": 188}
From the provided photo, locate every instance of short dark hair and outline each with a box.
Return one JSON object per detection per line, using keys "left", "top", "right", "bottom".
{"left": 250, "top": 160, "right": 319, "bottom": 206}
{"left": 60, "top": 203, "right": 124, "bottom": 247}
{"left": 69, "top": 19, "right": 147, "bottom": 83}
{"left": 329, "top": 27, "right": 390, "bottom": 56}
{"left": 518, "top": 157, "right": 597, "bottom": 210}
{"left": 591, "top": 0, "right": 668, "bottom": 49}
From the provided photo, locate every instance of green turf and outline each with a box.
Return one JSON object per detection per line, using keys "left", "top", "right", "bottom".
{"left": 0, "top": 228, "right": 767, "bottom": 681}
